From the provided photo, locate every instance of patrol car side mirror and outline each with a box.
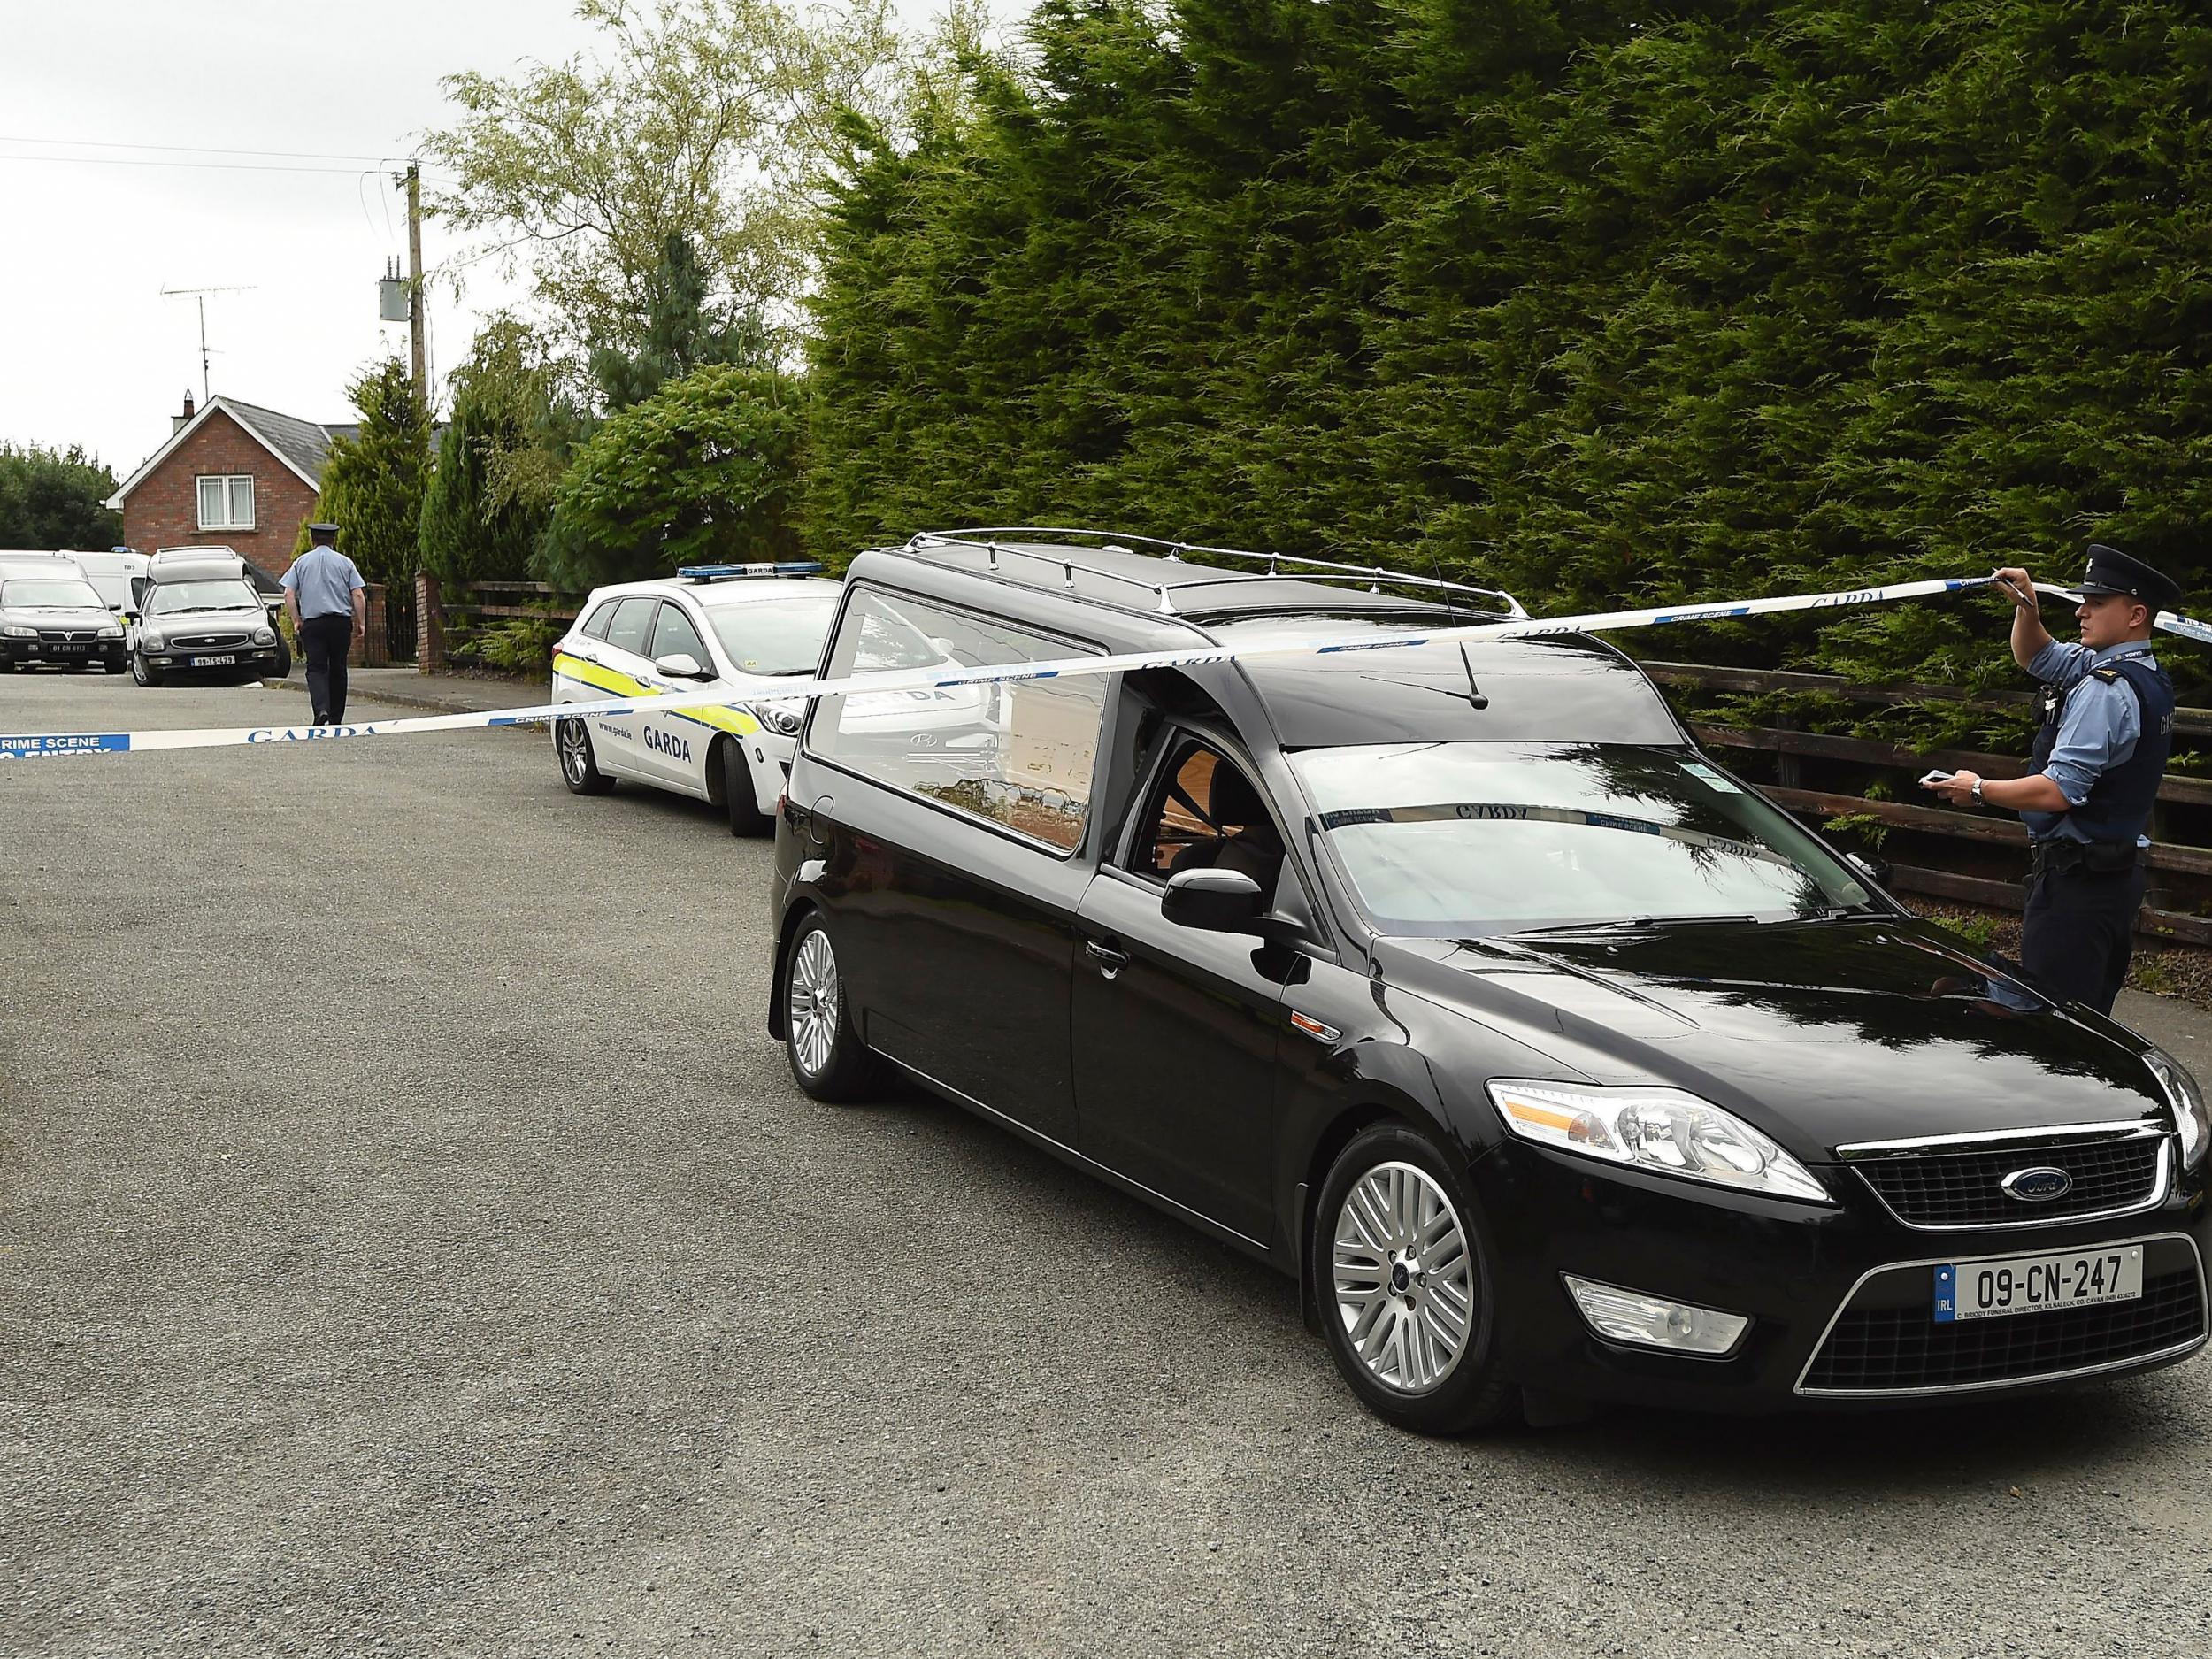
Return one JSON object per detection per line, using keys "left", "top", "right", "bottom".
{"left": 654, "top": 651, "right": 712, "bottom": 680}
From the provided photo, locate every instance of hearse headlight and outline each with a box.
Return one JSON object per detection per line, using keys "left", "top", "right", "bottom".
{"left": 747, "top": 702, "right": 803, "bottom": 737}
{"left": 252, "top": 626, "right": 276, "bottom": 645}
{"left": 2144, "top": 1048, "right": 2208, "bottom": 1172}
{"left": 139, "top": 628, "right": 165, "bottom": 649}
{"left": 1486, "top": 1080, "right": 1834, "bottom": 1204}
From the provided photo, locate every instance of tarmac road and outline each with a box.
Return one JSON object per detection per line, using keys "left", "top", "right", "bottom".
{"left": 5, "top": 670, "right": 2212, "bottom": 1659}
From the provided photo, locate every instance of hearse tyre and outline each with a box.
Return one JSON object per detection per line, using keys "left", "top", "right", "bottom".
{"left": 782, "top": 913, "right": 887, "bottom": 1101}
{"left": 129, "top": 649, "right": 162, "bottom": 687}
{"left": 1315, "top": 1122, "right": 1516, "bottom": 1433}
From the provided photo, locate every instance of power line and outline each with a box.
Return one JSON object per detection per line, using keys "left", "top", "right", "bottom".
{"left": 0, "top": 133, "right": 408, "bottom": 165}
{"left": 0, "top": 152, "right": 399, "bottom": 177}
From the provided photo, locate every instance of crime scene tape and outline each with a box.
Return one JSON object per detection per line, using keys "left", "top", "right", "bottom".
{"left": 3, "top": 572, "right": 2203, "bottom": 761}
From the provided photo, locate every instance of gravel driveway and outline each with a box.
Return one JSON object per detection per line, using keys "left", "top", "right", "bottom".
{"left": 5, "top": 671, "right": 2212, "bottom": 1658}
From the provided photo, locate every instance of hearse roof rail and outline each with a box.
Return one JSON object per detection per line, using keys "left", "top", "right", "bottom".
{"left": 897, "top": 527, "right": 1528, "bottom": 620}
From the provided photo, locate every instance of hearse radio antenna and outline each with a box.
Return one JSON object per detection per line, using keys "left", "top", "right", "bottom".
{"left": 1458, "top": 643, "right": 1490, "bottom": 710}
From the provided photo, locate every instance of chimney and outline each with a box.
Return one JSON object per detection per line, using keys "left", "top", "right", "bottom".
{"left": 173, "top": 390, "right": 196, "bottom": 434}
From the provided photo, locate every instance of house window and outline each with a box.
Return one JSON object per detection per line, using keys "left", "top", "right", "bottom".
{"left": 196, "top": 474, "right": 255, "bottom": 530}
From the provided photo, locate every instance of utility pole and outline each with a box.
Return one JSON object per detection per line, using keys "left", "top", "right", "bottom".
{"left": 404, "top": 161, "right": 427, "bottom": 419}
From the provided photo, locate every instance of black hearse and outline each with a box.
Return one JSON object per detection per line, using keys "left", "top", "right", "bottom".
{"left": 767, "top": 531, "right": 2208, "bottom": 1431}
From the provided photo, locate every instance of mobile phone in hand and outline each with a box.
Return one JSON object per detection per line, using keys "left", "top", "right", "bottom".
{"left": 1919, "top": 770, "right": 1954, "bottom": 787}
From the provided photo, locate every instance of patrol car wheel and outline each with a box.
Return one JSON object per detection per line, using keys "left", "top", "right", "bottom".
{"left": 783, "top": 917, "right": 886, "bottom": 1101}
{"left": 720, "top": 738, "right": 772, "bottom": 838}
{"left": 1312, "top": 1124, "right": 1515, "bottom": 1434}
{"left": 129, "top": 650, "right": 162, "bottom": 687}
{"left": 556, "top": 716, "right": 615, "bottom": 795}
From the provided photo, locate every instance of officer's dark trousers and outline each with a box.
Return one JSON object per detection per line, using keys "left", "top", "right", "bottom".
{"left": 2020, "top": 855, "right": 2148, "bottom": 1017}
{"left": 300, "top": 614, "right": 353, "bottom": 725}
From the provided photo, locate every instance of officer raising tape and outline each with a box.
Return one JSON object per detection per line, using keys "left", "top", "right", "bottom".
{"left": 1923, "top": 544, "right": 2181, "bottom": 1016}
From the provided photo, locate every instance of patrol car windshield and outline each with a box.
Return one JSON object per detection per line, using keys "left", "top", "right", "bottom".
{"left": 706, "top": 593, "right": 840, "bottom": 676}
{"left": 1, "top": 579, "right": 104, "bottom": 609}
{"left": 148, "top": 580, "right": 259, "bottom": 615}
{"left": 1292, "top": 741, "right": 1876, "bottom": 936}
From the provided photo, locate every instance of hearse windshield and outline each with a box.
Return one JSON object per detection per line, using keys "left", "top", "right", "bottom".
{"left": 148, "top": 580, "right": 259, "bottom": 615}
{"left": 1292, "top": 741, "right": 1875, "bottom": 936}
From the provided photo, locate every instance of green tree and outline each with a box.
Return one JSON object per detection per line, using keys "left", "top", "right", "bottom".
{"left": 804, "top": 0, "right": 2212, "bottom": 710}
{"left": 0, "top": 443, "right": 122, "bottom": 549}
{"left": 588, "top": 231, "right": 771, "bottom": 411}
{"left": 303, "top": 358, "right": 432, "bottom": 587}
{"left": 538, "top": 362, "right": 805, "bottom": 588}
{"left": 423, "top": 0, "right": 913, "bottom": 365}
{"left": 419, "top": 319, "right": 560, "bottom": 582}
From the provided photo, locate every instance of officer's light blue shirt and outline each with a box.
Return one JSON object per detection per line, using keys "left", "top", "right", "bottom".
{"left": 281, "top": 545, "right": 365, "bottom": 620}
{"left": 2022, "top": 639, "right": 2156, "bottom": 849}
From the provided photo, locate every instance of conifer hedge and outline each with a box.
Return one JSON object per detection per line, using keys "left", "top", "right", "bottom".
{"left": 807, "top": 0, "right": 2212, "bottom": 698}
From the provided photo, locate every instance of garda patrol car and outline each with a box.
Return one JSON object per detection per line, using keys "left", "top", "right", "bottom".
{"left": 549, "top": 563, "right": 846, "bottom": 835}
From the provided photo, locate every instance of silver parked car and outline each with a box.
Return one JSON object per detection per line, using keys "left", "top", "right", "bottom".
{"left": 0, "top": 563, "right": 127, "bottom": 673}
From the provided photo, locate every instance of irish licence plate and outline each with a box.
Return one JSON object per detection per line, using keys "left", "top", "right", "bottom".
{"left": 1934, "top": 1245, "right": 2144, "bottom": 1323}
{"left": 189, "top": 654, "right": 237, "bottom": 667}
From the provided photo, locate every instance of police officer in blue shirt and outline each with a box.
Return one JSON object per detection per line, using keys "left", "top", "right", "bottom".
{"left": 280, "top": 522, "right": 367, "bottom": 726}
{"left": 1923, "top": 544, "right": 2179, "bottom": 1015}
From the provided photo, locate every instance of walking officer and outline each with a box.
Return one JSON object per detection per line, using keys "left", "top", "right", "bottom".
{"left": 1923, "top": 544, "right": 2180, "bottom": 1015}
{"left": 280, "top": 521, "right": 366, "bottom": 726}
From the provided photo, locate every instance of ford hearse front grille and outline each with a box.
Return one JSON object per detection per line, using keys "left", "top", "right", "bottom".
{"left": 1840, "top": 1123, "right": 2167, "bottom": 1231}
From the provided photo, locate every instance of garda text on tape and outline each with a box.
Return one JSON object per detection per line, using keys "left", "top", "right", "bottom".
{"left": 0, "top": 572, "right": 2178, "bottom": 761}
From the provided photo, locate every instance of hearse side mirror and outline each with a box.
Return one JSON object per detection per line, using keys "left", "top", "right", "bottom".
{"left": 654, "top": 651, "right": 713, "bottom": 680}
{"left": 1845, "top": 852, "right": 1892, "bottom": 889}
{"left": 1162, "top": 867, "right": 1298, "bottom": 942}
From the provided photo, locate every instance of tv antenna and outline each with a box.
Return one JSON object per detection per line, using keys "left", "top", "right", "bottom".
{"left": 160, "top": 284, "right": 258, "bottom": 403}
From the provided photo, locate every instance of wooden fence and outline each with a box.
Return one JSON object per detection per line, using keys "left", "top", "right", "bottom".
{"left": 1639, "top": 660, "right": 2212, "bottom": 946}
{"left": 414, "top": 574, "right": 582, "bottom": 672}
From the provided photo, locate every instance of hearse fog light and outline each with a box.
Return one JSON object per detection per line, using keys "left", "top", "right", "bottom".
{"left": 1563, "top": 1275, "right": 1750, "bottom": 1356}
{"left": 2144, "top": 1047, "right": 2208, "bottom": 1172}
{"left": 1486, "top": 1080, "right": 1833, "bottom": 1204}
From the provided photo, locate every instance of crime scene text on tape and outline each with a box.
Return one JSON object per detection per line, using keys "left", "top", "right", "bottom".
{"left": 5, "top": 572, "right": 2201, "bottom": 761}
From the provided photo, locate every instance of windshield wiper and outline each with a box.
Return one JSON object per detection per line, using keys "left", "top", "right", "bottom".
{"left": 1508, "top": 913, "right": 1762, "bottom": 938}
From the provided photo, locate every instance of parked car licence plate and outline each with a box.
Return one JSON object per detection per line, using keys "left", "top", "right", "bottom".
{"left": 52, "top": 642, "right": 88, "bottom": 653}
{"left": 1934, "top": 1244, "right": 2144, "bottom": 1323}
{"left": 189, "top": 654, "right": 237, "bottom": 667}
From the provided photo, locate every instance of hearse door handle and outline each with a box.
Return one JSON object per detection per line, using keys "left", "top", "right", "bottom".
{"left": 1085, "top": 939, "right": 1131, "bottom": 979}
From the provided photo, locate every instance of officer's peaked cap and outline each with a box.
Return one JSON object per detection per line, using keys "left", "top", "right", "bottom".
{"left": 2074, "top": 543, "right": 2179, "bottom": 613}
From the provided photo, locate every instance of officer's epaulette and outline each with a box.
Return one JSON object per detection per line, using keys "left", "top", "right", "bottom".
{"left": 2091, "top": 665, "right": 2123, "bottom": 683}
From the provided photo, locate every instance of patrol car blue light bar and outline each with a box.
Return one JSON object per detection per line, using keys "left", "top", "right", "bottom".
{"left": 677, "top": 562, "right": 824, "bottom": 582}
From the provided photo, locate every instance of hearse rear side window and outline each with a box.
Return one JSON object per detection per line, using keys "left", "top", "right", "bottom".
{"left": 809, "top": 588, "right": 1105, "bottom": 853}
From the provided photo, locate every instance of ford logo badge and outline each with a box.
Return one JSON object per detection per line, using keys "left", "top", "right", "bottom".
{"left": 2001, "top": 1166, "right": 2075, "bottom": 1202}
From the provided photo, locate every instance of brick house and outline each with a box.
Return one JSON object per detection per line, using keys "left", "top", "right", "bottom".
{"left": 104, "top": 393, "right": 354, "bottom": 578}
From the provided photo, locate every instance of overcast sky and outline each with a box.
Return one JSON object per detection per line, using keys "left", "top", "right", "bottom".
{"left": 0, "top": 0, "right": 996, "bottom": 486}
